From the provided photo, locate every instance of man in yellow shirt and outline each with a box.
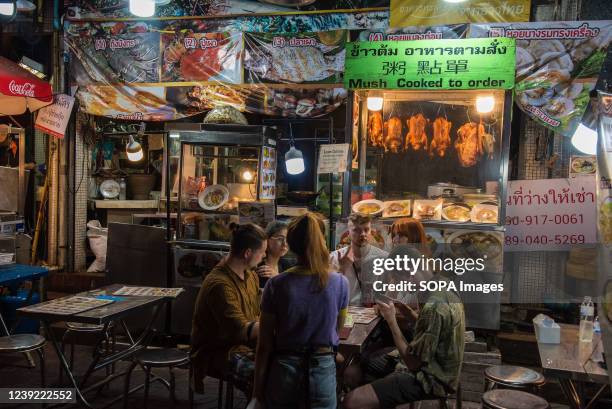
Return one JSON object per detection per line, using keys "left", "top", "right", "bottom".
{"left": 191, "top": 223, "right": 267, "bottom": 393}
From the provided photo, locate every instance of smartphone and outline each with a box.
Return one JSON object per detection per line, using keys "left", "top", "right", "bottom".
{"left": 374, "top": 293, "right": 395, "bottom": 304}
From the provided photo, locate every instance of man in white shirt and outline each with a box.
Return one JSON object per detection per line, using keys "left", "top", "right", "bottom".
{"left": 330, "top": 213, "right": 388, "bottom": 306}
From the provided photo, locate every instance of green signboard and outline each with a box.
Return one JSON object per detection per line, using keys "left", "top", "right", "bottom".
{"left": 344, "top": 38, "right": 516, "bottom": 90}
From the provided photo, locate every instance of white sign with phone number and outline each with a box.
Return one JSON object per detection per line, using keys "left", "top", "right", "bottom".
{"left": 504, "top": 178, "right": 597, "bottom": 252}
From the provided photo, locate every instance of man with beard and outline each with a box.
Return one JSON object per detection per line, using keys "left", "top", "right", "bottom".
{"left": 330, "top": 213, "right": 388, "bottom": 306}
{"left": 191, "top": 223, "right": 267, "bottom": 394}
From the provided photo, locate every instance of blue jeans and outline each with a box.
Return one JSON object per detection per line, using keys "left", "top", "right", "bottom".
{"left": 265, "top": 354, "right": 336, "bottom": 409}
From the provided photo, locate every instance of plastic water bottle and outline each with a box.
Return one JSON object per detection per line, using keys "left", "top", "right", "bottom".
{"left": 593, "top": 316, "right": 601, "bottom": 334}
{"left": 579, "top": 296, "right": 595, "bottom": 342}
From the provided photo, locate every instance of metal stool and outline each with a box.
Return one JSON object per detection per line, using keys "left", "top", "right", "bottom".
{"left": 407, "top": 383, "right": 462, "bottom": 409}
{"left": 123, "top": 348, "right": 193, "bottom": 409}
{"left": 481, "top": 389, "right": 550, "bottom": 409}
{"left": 484, "top": 365, "right": 545, "bottom": 392}
{"left": 0, "top": 314, "right": 46, "bottom": 405}
{"left": 58, "top": 321, "right": 116, "bottom": 385}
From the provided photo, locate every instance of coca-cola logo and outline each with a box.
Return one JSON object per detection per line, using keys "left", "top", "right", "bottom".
{"left": 8, "top": 80, "right": 36, "bottom": 97}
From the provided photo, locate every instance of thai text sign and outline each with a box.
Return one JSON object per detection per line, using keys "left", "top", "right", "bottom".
{"left": 34, "top": 94, "right": 75, "bottom": 139}
{"left": 344, "top": 38, "right": 515, "bottom": 90}
{"left": 390, "top": 0, "right": 531, "bottom": 28}
{"left": 504, "top": 178, "right": 597, "bottom": 252}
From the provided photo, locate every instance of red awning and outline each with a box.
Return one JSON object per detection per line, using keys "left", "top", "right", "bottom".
{"left": 0, "top": 56, "right": 53, "bottom": 115}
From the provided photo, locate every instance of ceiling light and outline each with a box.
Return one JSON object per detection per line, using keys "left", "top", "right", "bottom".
{"left": 476, "top": 96, "right": 495, "bottom": 113}
{"left": 0, "top": 1, "right": 16, "bottom": 19}
{"left": 126, "top": 135, "right": 144, "bottom": 161}
{"left": 241, "top": 169, "right": 254, "bottom": 182}
{"left": 367, "top": 96, "right": 384, "bottom": 111}
{"left": 285, "top": 146, "right": 305, "bottom": 175}
{"left": 169, "top": 132, "right": 179, "bottom": 139}
{"left": 129, "top": 0, "right": 155, "bottom": 18}
{"left": 571, "top": 123, "right": 597, "bottom": 155}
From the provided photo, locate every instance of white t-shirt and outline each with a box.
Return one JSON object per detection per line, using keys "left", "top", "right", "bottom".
{"left": 330, "top": 244, "right": 388, "bottom": 306}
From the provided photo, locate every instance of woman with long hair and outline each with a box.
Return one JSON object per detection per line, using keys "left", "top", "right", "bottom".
{"left": 256, "top": 221, "right": 290, "bottom": 288}
{"left": 251, "top": 212, "right": 349, "bottom": 409}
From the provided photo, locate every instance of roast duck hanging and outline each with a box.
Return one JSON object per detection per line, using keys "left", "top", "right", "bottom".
{"left": 383, "top": 116, "right": 403, "bottom": 153}
{"left": 405, "top": 113, "right": 429, "bottom": 151}
{"left": 455, "top": 121, "right": 495, "bottom": 167}
{"left": 429, "top": 117, "right": 452, "bottom": 157}
{"left": 368, "top": 111, "right": 383, "bottom": 147}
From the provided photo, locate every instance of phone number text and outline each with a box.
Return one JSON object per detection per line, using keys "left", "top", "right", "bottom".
{"left": 505, "top": 234, "right": 585, "bottom": 246}
{"left": 505, "top": 214, "right": 584, "bottom": 226}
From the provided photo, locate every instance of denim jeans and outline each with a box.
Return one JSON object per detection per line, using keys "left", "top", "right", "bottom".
{"left": 265, "top": 353, "right": 337, "bottom": 409}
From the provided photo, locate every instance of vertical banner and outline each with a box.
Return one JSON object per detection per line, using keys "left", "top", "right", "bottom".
{"left": 597, "top": 91, "right": 612, "bottom": 387}
{"left": 390, "top": 0, "right": 530, "bottom": 28}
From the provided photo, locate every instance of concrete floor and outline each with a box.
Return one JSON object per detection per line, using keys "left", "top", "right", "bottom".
{"left": 0, "top": 342, "right": 595, "bottom": 409}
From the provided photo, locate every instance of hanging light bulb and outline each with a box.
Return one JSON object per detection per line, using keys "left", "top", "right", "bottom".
{"left": 129, "top": 0, "right": 155, "bottom": 17}
{"left": 571, "top": 123, "right": 598, "bottom": 155}
{"left": 0, "top": 0, "right": 16, "bottom": 18}
{"left": 126, "top": 135, "right": 144, "bottom": 162}
{"left": 285, "top": 146, "right": 305, "bottom": 175}
{"left": 241, "top": 169, "right": 254, "bottom": 182}
{"left": 476, "top": 95, "right": 495, "bottom": 113}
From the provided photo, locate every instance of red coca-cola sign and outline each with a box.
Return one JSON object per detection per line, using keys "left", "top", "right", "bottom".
{"left": 8, "top": 80, "right": 36, "bottom": 97}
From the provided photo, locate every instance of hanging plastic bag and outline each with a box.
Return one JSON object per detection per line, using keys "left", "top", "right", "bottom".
{"left": 87, "top": 220, "right": 108, "bottom": 273}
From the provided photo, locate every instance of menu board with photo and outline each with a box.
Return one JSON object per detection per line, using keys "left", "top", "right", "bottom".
{"left": 260, "top": 146, "right": 277, "bottom": 199}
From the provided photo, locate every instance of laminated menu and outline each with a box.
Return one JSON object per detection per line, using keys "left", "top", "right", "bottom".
{"left": 112, "top": 286, "right": 184, "bottom": 298}
{"left": 20, "top": 296, "right": 114, "bottom": 316}
{"left": 347, "top": 306, "right": 378, "bottom": 325}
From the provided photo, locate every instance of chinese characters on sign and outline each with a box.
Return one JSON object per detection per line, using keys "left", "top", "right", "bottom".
{"left": 504, "top": 178, "right": 597, "bottom": 252}
{"left": 344, "top": 38, "right": 516, "bottom": 90}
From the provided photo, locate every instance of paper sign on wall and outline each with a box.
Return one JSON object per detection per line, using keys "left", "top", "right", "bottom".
{"left": 505, "top": 178, "right": 597, "bottom": 252}
{"left": 35, "top": 94, "right": 75, "bottom": 139}
{"left": 317, "top": 144, "right": 350, "bottom": 174}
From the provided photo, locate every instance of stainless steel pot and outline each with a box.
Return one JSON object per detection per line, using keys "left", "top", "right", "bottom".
{"left": 427, "top": 183, "right": 481, "bottom": 199}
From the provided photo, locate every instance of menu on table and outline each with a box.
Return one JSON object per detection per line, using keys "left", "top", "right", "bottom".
{"left": 112, "top": 286, "right": 184, "bottom": 298}
{"left": 20, "top": 296, "right": 114, "bottom": 316}
{"left": 347, "top": 306, "right": 378, "bottom": 324}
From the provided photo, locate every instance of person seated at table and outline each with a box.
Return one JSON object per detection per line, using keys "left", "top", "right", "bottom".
{"left": 342, "top": 275, "right": 465, "bottom": 409}
{"left": 252, "top": 212, "right": 349, "bottom": 409}
{"left": 256, "top": 221, "right": 292, "bottom": 288}
{"left": 330, "top": 213, "right": 388, "bottom": 306}
{"left": 343, "top": 218, "right": 429, "bottom": 388}
{"left": 191, "top": 223, "right": 267, "bottom": 394}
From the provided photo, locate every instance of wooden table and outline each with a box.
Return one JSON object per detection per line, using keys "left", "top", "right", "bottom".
{"left": 339, "top": 316, "right": 382, "bottom": 356}
{"left": 17, "top": 284, "right": 178, "bottom": 409}
{"left": 537, "top": 324, "right": 608, "bottom": 409}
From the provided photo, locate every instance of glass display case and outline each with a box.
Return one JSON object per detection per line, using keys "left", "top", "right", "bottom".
{"left": 351, "top": 89, "right": 511, "bottom": 230}
{"left": 166, "top": 123, "right": 277, "bottom": 245}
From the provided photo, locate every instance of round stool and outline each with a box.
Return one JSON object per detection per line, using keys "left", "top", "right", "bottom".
{"left": 59, "top": 321, "right": 116, "bottom": 385}
{"left": 482, "top": 389, "right": 550, "bottom": 409}
{"left": 484, "top": 365, "right": 545, "bottom": 392}
{"left": 123, "top": 348, "right": 192, "bottom": 409}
